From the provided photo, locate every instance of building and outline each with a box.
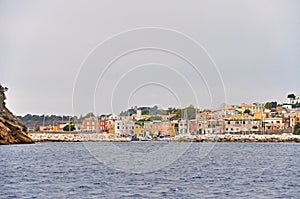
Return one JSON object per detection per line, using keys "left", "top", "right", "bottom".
{"left": 264, "top": 118, "right": 284, "bottom": 131}
{"left": 107, "top": 121, "right": 115, "bottom": 134}
{"left": 170, "top": 121, "right": 178, "bottom": 136}
{"left": 160, "top": 114, "right": 176, "bottom": 121}
{"left": 283, "top": 104, "right": 292, "bottom": 110}
{"left": 284, "top": 113, "right": 300, "bottom": 128}
{"left": 39, "top": 125, "right": 53, "bottom": 131}
{"left": 115, "top": 119, "right": 134, "bottom": 135}
{"left": 241, "top": 103, "right": 264, "bottom": 114}
{"left": 134, "top": 123, "right": 144, "bottom": 137}
{"left": 179, "top": 119, "right": 199, "bottom": 134}
{"left": 290, "top": 95, "right": 300, "bottom": 105}
{"left": 82, "top": 117, "right": 99, "bottom": 131}
{"left": 225, "top": 118, "right": 261, "bottom": 133}
{"left": 98, "top": 119, "right": 108, "bottom": 132}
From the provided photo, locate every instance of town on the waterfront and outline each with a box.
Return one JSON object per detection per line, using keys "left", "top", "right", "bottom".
{"left": 25, "top": 93, "right": 300, "bottom": 142}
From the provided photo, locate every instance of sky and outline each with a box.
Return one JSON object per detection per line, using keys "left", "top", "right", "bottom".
{"left": 0, "top": 0, "right": 299, "bottom": 116}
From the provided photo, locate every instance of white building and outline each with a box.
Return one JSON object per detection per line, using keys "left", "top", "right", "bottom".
{"left": 291, "top": 95, "right": 300, "bottom": 105}
{"left": 264, "top": 118, "right": 283, "bottom": 130}
{"left": 115, "top": 119, "right": 134, "bottom": 135}
{"left": 225, "top": 119, "right": 261, "bottom": 133}
{"left": 283, "top": 104, "right": 292, "bottom": 110}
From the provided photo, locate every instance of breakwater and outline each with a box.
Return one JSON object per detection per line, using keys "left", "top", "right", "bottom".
{"left": 28, "top": 132, "right": 131, "bottom": 142}
{"left": 29, "top": 132, "right": 300, "bottom": 142}
{"left": 173, "top": 134, "right": 300, "bottom": 142}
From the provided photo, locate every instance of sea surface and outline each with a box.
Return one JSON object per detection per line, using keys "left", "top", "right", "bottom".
{"left": 1, "top": 142, "right": 300, "bottom": 198}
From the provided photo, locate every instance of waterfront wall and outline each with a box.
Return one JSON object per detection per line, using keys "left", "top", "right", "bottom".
{"left": 173, "top": 134, "right": 300, "bottom": 142}
{"left": 29, "top": 132, "right": 300, "bottom": 142}
{"left": 29, "top": 132, "right": 131, "bottom": 142}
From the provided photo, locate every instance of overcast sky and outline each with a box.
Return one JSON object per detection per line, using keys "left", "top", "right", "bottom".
{"left": 1, "top": 0, "right": 299, "bottom": 116}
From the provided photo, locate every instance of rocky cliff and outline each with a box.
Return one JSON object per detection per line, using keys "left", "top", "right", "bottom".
{"left": 0, "top": 84, "right": 33, "bottom": 144}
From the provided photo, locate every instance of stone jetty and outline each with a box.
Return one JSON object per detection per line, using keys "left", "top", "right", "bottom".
{"left": 28, "top": 132, "right": 300, "bottom": 143}
{"left": 173, "top": 134, "right": 300, "bottom": 143}
{"left": 29, "top": 132, "right": 131, "bottom": 142}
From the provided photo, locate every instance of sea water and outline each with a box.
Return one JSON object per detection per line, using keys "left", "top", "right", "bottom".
{"left": 1, "top": 142, "right": 299, "bottom": 198}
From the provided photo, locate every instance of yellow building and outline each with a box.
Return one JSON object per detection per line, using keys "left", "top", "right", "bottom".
{"left": 290, "top": 113, "right": 300, "bottom": 127}
{"left": 53, "top": 125, "right": 60, "bottom": 131}
{"left": 230, "top": 113, "right": 249, "bottom": 119}
{"left": 108, "top": 123, "right": 115, "bottom": 134}
{"left": 134, "top": 124, "right": 144, "bottom": 136}
{"left": 170, "top": 122, "right": 176, "bottom": 137}
{"left": 254, "top": 113, "right": 266, "bottom": 120}
{"left": 241, "top": 103, "right": 264, "bottom": 114}
{"left": 169, "top": 121, "right": 179, "bottom": 137}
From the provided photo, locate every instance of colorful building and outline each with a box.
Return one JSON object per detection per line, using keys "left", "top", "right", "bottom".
{"left": 134, "top": 123, "right": 144, "bottom": 137}
{"left": 241, "top": 103, "right": 264, "bottom": 114}
{"left": 115, "top": 119, "right": 134, "bottom": 135}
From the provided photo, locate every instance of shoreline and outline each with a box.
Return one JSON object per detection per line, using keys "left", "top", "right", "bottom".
{"left": 28, "top": 132, "right": 300, "bottom": 143}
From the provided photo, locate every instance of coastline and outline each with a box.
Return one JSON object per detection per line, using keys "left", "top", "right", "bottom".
{"left": 28, "top": 132, "right": 300, "bottom": 143}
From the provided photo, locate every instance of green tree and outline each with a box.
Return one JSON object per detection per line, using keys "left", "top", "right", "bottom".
{"left": 265, "top": 101, "right": 277, "bottom": 109}
{"left": 243, "top": 109, "right": 251, "bottom": 114}
{"left": 141, "top": 109, "right": 149, "bottom": 115}
{"left": 287, "top": 93, "right": 296, "bottom": 100}
{"left": 166, "top": 107, "right": 173, "bottom": 114}
{"left": 294, "top": 123, "right": 300, "bottom": 135}
{"left": 84, "top": 112, "right": 94, "bottom": 118}
{"left": 183, "top": 104, "right": 196, "bottom": 120}
{"left": 63, "top": 124, "right": 75, "bottom": 131}
{"left": 169, "top": 108, "right": 182, "bottom": 120}
{"left": 135, "top": 120, "right": 144, "bottom": 126}
{"left": 265, "top": 102, "right": 272, "bottom": 109}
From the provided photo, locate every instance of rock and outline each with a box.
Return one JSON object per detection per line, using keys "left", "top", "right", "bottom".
{"left": 0, "top": 118, "right": 33, "bottom": 144}
{"left": 0, "top": 84, "right": 33, "bottom": 145}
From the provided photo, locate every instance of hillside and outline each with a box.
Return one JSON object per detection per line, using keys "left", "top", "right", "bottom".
{"left": 0, "top": 84, "right": 33, "bottom": 145}
{"left": 18, "top": 114, "right": 77, "bottom": 130}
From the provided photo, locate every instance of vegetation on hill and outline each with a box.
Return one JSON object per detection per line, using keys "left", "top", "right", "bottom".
{"left": 264, "top": 101, "right": 277, "bottom": 109}
{"left": 18, "top": 114, "right": 77, "bottom": 129}
{"left": 119, "top": 105, "right": 167, "bottom": 116}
